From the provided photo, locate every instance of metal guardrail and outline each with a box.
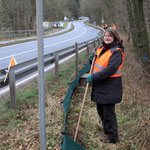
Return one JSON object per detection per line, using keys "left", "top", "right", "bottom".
{"left": 0, "top": 24, "right": 104, "bottom": 108}
{"left": 0, "top": 38, "right": 98, "bottom": 84}
{"left": 0, "top": 30, "right": 37, "bottom": 38}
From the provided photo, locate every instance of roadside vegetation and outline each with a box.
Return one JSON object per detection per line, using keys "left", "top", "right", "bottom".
{"left": 66, "top": 34, "right": 150, "bottom": 150}
{"left": 0, "top": 22, "right": 74, "bottom": 47}
{"left": 0, "top": 50, "right": 89, "bottom": 149}
{"left": 0, "top": 0, "right": 150, "bottom": 70}
{"left": 0, "top": 33, "right": 150, "bottom": 149}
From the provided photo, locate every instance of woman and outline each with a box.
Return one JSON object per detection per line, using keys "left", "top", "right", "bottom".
{"left": 86, "top": 27, "right": 124, "bottom": 143}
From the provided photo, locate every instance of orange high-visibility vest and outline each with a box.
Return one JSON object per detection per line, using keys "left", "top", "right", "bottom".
{"left": 105, "top": 24, "right": 108, "bottom": 28}
{"left": 113, "top": 25, "right": 117, "bottom": 30}
{"left": 93, "top": 46, "right": 124, "bottom": 77}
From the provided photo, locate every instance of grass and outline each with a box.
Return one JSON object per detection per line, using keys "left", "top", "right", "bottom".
{"left": 64, "top": 34, "right": 150, "bottom": 150}
{"left": 0, "top": 34, "right": 150, "bottom": 149}
{"left": 0, "top": 82, "right": 38, "bottom": 128}
{"left": 0, "top": 49, "right": 90, "bottom": 149}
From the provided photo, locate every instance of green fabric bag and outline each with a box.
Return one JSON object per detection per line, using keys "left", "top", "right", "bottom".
{"left": 62, "top": 61, "right": 90, "bottom": 150}
{"left": 62, "top": 135, "right": 85, "bottom": 150}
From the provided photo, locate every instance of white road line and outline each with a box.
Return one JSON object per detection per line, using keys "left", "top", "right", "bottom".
{"left": 0, "top": 47, "right": 87, "bottom": 98}
{"left": 0, "top": 24, "right": 86, "bottom": 61}
{"left": 0, "top": 22, "right": 72, "bottom": 53}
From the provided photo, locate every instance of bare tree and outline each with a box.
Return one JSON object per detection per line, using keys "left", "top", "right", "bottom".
{"left": 80, "top": 0, "right": 102, "bottom": 25}
{"left": 0, "top": 0, "right": 2, "bottom": 29}
{"left": 64, "top": 0, "right": 79, "bottom": 19}
{"left": 143, "top": 0, "right": 150, "bottom": 41}
{"left": 43, "top": 0, "right": 65, "bottom": 21}
{"left": 126, "top": 0, "right": 150, "bottom": 63}
{"left": 0, "top": 0, "right": 36, "bottom": 30}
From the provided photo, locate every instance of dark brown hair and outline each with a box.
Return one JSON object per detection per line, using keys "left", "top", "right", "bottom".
{"left": 104, "top": 27, "right": 122, "bottom": 44}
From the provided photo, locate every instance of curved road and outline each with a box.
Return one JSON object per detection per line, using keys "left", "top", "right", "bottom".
{"left": 0, "top": 22, "right": 73, "bottom": 45}
{"left": 0, "top": 19, "right": 99, "bottom": 70}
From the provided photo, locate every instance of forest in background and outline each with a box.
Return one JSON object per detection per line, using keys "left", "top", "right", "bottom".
{"left": 0, "top": 0, "right": 150, "bottom": 71}
{"left": 0, "top": 1, "right": 150, "bottom": 149}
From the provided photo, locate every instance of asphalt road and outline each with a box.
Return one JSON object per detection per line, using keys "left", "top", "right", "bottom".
{"left": 0, "top": 22, "right": 72, "bottom": 45}
{"left": 0, "top": 19, "right": 99, "bottom": 70}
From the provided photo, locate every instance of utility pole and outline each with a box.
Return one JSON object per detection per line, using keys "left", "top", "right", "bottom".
{"left": 36, "top": 0, "right": 46, "bottom": 149}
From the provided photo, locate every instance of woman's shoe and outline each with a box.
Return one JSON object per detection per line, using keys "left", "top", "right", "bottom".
{"left": 96, "top": 131, "right": 105, "bottom": 136}
{"left": 104, "top": 137, "right": 118, "bottom": 143}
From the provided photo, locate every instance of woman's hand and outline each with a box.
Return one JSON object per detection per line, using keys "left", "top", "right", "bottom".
{"left": 86, "top": 75, "right": 92, "bottom": 82}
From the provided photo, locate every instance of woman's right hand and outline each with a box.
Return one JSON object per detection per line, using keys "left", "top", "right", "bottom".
{"left": 90, "top": 52, "right": 94, "bottom": 60}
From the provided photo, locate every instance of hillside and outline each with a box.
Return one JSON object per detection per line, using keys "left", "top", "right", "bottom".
{"left": 0, "top": 33, "right": 150, "bottom": 150}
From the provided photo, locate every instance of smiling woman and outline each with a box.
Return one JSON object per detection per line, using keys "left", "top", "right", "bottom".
{"left": 104, "top": 31, "right": 114, "bottom": 44}
{"left": 87, "top": 27, "right": 124, "bottom": 143}
{"left": 104, "top": 28, "right": 121, "bottom": 45}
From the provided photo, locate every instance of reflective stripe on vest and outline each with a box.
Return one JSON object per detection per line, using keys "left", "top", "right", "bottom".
{"left": 93, "top": 46, "right": 124, "bottom": 77}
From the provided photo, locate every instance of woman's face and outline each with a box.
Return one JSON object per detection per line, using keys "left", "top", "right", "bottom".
{"left": 104, "top": 31, "right": 114, "bottom": 44}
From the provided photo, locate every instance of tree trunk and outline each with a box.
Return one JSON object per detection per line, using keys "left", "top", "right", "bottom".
{"left": 126, "top": 0, "right": 150, "bottom": 63}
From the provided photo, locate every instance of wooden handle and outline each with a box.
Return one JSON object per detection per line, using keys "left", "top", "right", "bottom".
{"left": 74, "top": 55, "right": 96, "bottom": 141}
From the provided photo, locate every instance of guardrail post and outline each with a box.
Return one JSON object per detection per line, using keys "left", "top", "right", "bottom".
{"left": 55, "top": 52, "right": 59, "bottom": 77}
{"left": 98, "top": 37, "right": 100, "bottom": 46}
{"left": 75, "top": 43, "right": 78, "bottom": 76}
{"left": 94, "top": 39, "right": 96, "bottom": 49}
{"left": 25, "top": 30, "right": 27, "bottom": 36}
{"left": 100, "top": 37, "right": 103, "bottom": 44}
{"left": 86, "top": 42, "right": 90, "bottom": 56}
{"left": 9, "top": 68, "right": 16, "bottom": 108}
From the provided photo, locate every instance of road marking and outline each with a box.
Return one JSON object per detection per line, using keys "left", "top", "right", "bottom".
{"left": 0, "top": 47, "right": 87, "bottom": 98}
{"left": 0, "top": 23, "right": 87, "bottom": 61}
{"left": 0, "top": 22, "right": 72, "bottom": 54}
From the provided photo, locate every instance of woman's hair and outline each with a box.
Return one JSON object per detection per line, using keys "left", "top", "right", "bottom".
{"left": 104, "top": 27, "right": 122, "bottom": 44}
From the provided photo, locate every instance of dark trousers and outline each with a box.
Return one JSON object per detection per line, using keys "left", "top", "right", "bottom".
{"left": 96, "top": 103, "right": 118, "bottom": 140}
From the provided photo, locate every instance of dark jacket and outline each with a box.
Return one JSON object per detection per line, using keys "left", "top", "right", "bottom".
{"left": 91, "top": 42, "right": 124, "bottom": 104}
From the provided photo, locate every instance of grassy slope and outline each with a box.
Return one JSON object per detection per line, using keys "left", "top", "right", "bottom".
{"left": 0, "top": 51, "right": 89, "bottom": 149}
{"left": 66, "top": 34, "right": 150, "bottom": 150}
{"left": 0, "top": 34, "right": 150, "bottom": 150}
